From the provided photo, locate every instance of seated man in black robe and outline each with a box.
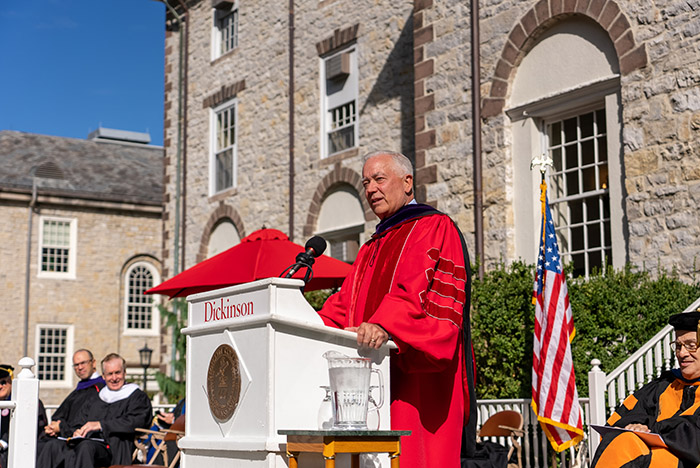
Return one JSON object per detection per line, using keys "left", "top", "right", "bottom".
{"left": 37, "top": 353, "right": 152, "bottom": 468}
{"left": 41, "top": 349, "right": 105, "bottom": 445}
{"left": 591, "top": 311, "right": 700, "bottom": 468}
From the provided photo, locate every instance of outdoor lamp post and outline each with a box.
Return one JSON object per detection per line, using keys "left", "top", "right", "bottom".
{"left": 139, "top": 342, "right": 153, "bottom": 391}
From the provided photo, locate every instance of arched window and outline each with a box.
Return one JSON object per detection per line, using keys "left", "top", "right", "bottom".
{"left": 316, "top": 185, "right": 365, "bottom": 263}
{"left": 508, "top": 18, "right": 625, "bottom": 276}
{"left": 124, "top": 262, "right": 160, "bottom": 334}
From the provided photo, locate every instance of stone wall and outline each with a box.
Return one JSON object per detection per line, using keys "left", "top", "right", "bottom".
{"left": 418, "top": 0, "right": 700, "bottom": 278}
{"left": 161, "top": 0, "right": 700, "bottom": 281}
{"left": 162, "top": 0, "right": 415, "bottom": 277}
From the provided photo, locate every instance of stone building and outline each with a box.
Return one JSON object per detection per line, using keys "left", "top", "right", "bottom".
{"left": 0, "top": 129, "right": 163, "bottom": 405}
{"left": 159, "top": 0, "right": 699, "bottom": 300}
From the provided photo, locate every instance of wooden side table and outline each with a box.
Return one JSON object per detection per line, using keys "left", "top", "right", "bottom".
{"left": 278, "top": 429, "right": 411, "bottom": 468}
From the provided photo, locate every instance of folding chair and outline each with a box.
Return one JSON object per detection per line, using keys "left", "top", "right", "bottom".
{"left": 477, "top": 410, "right": 524, "bottom": 468}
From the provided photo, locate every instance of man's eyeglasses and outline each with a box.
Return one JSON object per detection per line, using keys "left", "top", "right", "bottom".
{"left": 671, "top": 341, "right": 699, "bottom": 353}
{"left": 73, "top": 359, "right": 92, "bottom": 368}
{"left": 0, "top": 379, "right": 10, "bottom": 386}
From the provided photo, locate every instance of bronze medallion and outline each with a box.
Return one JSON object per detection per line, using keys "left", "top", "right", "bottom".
{"left": 206, "top": 344, "right": 241, "bottom": 421}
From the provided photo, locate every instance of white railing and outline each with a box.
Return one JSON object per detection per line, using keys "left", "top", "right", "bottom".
{"left": 3, "top": 357, "right": 40, "bottom": 468}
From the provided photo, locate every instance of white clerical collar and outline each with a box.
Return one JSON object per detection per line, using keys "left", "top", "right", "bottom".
{"left": 408, "top": 199, "right": 417, "bottom": 205}
{"left": 99, "top": 383, "right": 140, "bottom": 403}
{"left": 90, "top": 371, "right": 100, "bottom": 380}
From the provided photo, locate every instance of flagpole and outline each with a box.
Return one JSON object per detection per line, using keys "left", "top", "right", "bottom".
{"left": 530, "top": 153, "right": 584, "bottom": 453}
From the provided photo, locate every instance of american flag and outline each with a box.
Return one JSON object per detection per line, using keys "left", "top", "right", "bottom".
{"left": 532, "top": 182, "right": 584, "bottom": 452}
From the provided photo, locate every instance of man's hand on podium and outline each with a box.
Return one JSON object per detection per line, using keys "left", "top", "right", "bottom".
{"left": 346, "top": 323, "right": 389, "bottom": 349}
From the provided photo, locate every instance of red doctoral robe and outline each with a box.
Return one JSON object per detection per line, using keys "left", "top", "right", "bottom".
{"left": 318, "top": 204, "right": 475, "bottom": 468}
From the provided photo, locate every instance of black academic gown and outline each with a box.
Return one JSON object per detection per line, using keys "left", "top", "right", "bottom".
{"left": 591, "top": 370, "right": 700, "bottom": 468}
{"left": 37, "top": 387, "right": 152, "bottom": 468}
{"left": 93, "top": 389, "right": 152, "bottom": 465}
{"left": 52, "top": 380, "right": 105, "bottom": 438}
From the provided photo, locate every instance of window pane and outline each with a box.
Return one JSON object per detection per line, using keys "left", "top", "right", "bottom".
{"left": 588, "top": 250, "right": 603, "bottom": 273}
{"left": 581, "top": 139, "right": 595, "bottom": 166}
{"left": 588, "top": 223, "right": 601, "bottom": 248}
{"left": 552, "top": 147, "right": 562, "bottom": 172}
{"left": 37, "top": 327, "right": 68, "bottom": 381}
{"left": 571, "top": 226, "right": 584, "bottom": 251}
{"left": 580, "top": 112, "right": 594, "bottom": 138}
{"left": 550, "top": 121, "right": 562, "bottom": 146}
{"left": 585, "top": 197, "right": 600, "bottom": 221}
{"left": 41, "top": 220, "right": 71, "bottom": 273}
{"left": 216, "top": 148, "right": 234, "bottom": 192}
{"left": 565, "top": 144, "right": 578, "bottom": 170}
{"left": 582, "top": 166, "right": 597, "bottom": 192}
{"left": 126, "top": 265, "right": 155, "bottom": 330}
{"left": 564, "top": 117, "right": 577, "bottom": 142}
{"left": 570, "top": 200, "right": 583, "bottom": 224}
{"left": 596, "top": 109, "right": 606, "bottom": 133}
{"left": 566, "top": 171, "right": 579, "bottom": 196}
{"left": 327, "top": 101, "right": 356, "bottom": 155}
{"left": 545, "top": 106, "right": 611, "bottom": 278}
{"left": 572, "top": 253, "right": 586, "bottom": 277}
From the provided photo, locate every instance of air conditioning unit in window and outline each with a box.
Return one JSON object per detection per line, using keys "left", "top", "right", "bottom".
{"left": 211, "top": 0, "right": 234, "bottom": 9}
{"left": 326, "top": 53, "right": 351, "bottom": 81}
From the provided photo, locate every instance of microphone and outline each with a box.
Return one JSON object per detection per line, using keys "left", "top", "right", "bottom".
{"left": 283, "top": 236, "right": 327, "bottom": 280}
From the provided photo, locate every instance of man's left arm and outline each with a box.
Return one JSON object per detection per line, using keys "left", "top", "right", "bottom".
{"left": 99, "top": 391, "right": 153, "bottom": 438}
{"left": 370, "top": 215, "right": 468, "bottom": 372}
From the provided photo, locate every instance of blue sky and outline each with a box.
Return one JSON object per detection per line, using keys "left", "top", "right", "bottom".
{"left": 0, "top": 0, "right": 166, "bottom": 146}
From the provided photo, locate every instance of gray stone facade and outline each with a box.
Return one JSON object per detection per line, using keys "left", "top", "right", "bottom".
{"left": 161, "top": 0, "right": 699, "bottom": 289}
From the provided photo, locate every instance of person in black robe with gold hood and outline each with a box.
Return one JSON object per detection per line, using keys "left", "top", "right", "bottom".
{"left": 37, "top": 353, "right": 152, "bottom": 468}
{"left": 591, "top": 311, "right": 700, "bottom": 468}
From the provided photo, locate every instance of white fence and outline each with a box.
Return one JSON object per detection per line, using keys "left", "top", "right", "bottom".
{"left": 1, "top": 357, "right": 40, "bottom": 468}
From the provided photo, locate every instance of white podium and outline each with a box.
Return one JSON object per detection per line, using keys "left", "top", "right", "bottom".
{"left": 179, "top": 278, "right": 393, "bottom": 468}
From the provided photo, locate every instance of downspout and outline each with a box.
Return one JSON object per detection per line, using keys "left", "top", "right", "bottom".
{"left": 177, "top": 0, "right": 189, "bottom": 275}
{"left": 471, "top": 0, "right": 484, "bottom": 280}
{"left": 23, "top": 179, "right": 37, "bottom": 357}
{"left": 161, "top": 0, "right": 185, "bottom": 378}
{"left": 288, "top": 0, "right": 295, "bottom": 241}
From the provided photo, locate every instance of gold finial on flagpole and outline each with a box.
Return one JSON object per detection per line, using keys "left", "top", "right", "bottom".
{"left": 530, "top": 153, "right": 553, "bottom": 176}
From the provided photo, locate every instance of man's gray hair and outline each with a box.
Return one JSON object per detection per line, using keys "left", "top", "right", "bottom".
{"left": 363, "top": 151, "right": 413, "bottom": 177}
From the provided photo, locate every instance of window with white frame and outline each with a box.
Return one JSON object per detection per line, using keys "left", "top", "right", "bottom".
{"left": 547, "top": 108, "right": 611, "bottom": 277}
{"left": 38, "top": 217, "right": 77, "bottom": 279}
{"left": 210, "top": 100, "right": 237, "bottom": 194}
{"left": 507, "top": 18, "right": 625, "bottom": 274}
{"left": 35, "top": 324, "right": 73, "bottom": 387}
{"left": 213, "top": 2, "right": 238, "bottom": 59}
{"left": 321, "top": 46, "right": 358, "bottom": 158}
{"left": 124, "top": 262, "right": 160, "bottom": 334}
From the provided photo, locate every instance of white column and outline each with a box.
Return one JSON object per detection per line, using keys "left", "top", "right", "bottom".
{"left": 8, "top": 357, "right": 39, "bottom": 468}
{"left": 587, "top": 358, "right": 606, "bottom": 459}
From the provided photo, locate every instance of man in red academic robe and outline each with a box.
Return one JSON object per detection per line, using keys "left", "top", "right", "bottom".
{"left": 317, "top": 151, "right": 476, "bottom": 468}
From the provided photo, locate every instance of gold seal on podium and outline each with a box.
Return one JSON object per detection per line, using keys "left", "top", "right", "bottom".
{"left": 206, "top": 344, "right": 241, "bottom": 421}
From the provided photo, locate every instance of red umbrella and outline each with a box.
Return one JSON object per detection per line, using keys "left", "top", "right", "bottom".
{"left": 146, "top": 228, "right": 352, "bottom": 298}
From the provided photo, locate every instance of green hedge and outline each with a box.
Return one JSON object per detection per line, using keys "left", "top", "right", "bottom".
{"left": 471, "top": 263, "right": 700, "bottom": 399}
